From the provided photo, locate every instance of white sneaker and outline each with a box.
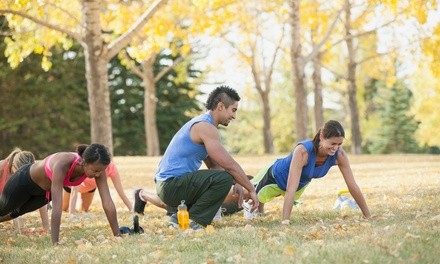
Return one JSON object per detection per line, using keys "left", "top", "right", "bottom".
{"left": 213, "top": 207, "right": 226, "bottom": 222}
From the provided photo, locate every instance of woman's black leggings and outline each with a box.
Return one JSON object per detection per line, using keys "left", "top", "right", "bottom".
{"left": 0, "top": 164, "right": 48, "bottom": 219}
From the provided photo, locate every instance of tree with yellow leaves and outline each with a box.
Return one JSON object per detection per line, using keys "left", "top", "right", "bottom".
{"left": 0, "top": 0, "right": 169, "bottom": 154}
{"left": 219, "top": 0, "right": 288, "bottom": 153}
{"left": 288, "top": 0, "right": 344, "bottom": 141}
{"left": 119, "top": 0, "right": 236, "bottom": 156}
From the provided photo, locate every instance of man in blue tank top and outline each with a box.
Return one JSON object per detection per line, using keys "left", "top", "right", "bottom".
{"left": 134, "top": 86, "right": 258, "bottom": 229}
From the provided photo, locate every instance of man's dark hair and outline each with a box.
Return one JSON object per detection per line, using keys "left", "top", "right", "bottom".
{"left": 205, "top": 85, "right": 240, "bottom": 110}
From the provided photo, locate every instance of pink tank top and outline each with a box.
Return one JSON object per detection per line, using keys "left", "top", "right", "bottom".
{"left": 0, "top": 161, "right": 9, "bottom": 193}
{"left": 44, "top": 153, "right": 87, "bottom": 201}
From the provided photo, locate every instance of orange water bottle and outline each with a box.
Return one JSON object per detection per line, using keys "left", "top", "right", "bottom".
{"left": 177, "top": 200, "right": 189, "bottom": 230}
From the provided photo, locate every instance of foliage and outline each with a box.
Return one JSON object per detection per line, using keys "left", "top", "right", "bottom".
{"left": 422, "top": 23, "right": 440, "bottom": 78}
{"left": 109, "top": 48, "right": 203, "bottom": 156}
{"left": 363, "top": 79, "right": 419, "bottom": 153}
{"left": 108, "top": 57, "right": 146, "bottom": 156}
{"left": 0, "top": 18, "right": 89, "bottom": 158}
{"left": 154, "top": 50, "right": 204, "bottom": 153}
{"left": 411, "top": 63, "right": 440, "bottom": 147}
{"left": 0, "top": 15, "right": 202, "bottom": 157}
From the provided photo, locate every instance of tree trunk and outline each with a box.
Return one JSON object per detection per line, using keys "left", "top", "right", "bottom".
{"left": 261, "top": 91, "right": 274, "bottom": 153}
{"left": 312, "top": 51, "right": 324, "bottom": 131}
{"left": 142, "top": 54, "right": 160, "bottom": 156}
{"left": 82, "top": 1, "right": 113, "bottom": 153}
{"left": 344, "top": 0, "right": 362, "bottom": 154}
{"left": 250, "top": 51, "right": 274, "bottom": 154}
{"left": 289, "top": 0, "right": 308, "bottom": 141}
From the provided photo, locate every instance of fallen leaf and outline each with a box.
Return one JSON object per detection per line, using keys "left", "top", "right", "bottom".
{"left": 205, "top": 225, "right": 215, "bottom": 234}
{"left": 284, "top": 245, "right": 296, "bottom": 256}
{"left": 404, "top": 233, "right": 421, "bottom": 239}
{"left": 430, "top": 214, "right": 440, "bottom": 221}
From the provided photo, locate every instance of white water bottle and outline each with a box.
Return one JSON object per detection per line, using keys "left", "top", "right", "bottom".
{"left": 242, "top": 200, "right": 258, "bottom": 220}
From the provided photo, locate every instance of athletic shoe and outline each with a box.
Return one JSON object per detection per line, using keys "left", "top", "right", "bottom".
{"left": 213, "top": 207, "right": 225, "bottom": 222}
{"left": 189, "top": 220, "right": 204, "bottom": 231}
{"left": 168, "top": 213, "right": 179, "bottom": 229}
{"left": 131, "top": 215, "right": 144, "bottom": 234}
{"left": 134, "top": 189, "right": 146, "bottom": 215}
{"left": 119, "top": 226, "right": 131, "bottom": 235}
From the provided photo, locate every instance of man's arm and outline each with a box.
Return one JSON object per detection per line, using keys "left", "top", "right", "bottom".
{"left": 192, "top": 122, "right": 259, "bottom": 210}
{"left": 203, "top": 156, "right": 223, "bottom": 170}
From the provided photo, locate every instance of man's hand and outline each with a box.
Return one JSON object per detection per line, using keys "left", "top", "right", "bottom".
{"left": 247, "top": 191, "right": 259, "bottom": 213}
{"left": 232, "top": 183, "right": 244, "bottom": 208}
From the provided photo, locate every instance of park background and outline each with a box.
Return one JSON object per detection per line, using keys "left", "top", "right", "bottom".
{"left": 1, "top": 0, "right": 440, "bottom": 263}
{"left": 1, "top": 0, "right": 440, "bottom": 158}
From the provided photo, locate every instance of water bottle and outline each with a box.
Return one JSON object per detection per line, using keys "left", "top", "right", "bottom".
{"left": 333, "top": 190, "right": 359, "bottom": 210}
{"left": 242, "top": 200, "right": 258, "bottom": 220}
{"left": 177, "top": 200, "right": 190, "bottom": 230}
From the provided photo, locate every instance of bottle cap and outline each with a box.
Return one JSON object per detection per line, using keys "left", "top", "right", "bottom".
{"left": 178, "top": 200, "right": 187, "bottom": 210}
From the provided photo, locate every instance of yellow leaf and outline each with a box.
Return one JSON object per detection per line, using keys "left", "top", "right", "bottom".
{"left": 205, "top": 225, "right": 215, "bottom": 233}
{"left": 205, "top": 259, "right": 216, "bottom": 264}
{"left": 284, "top": 245, "right": 296, "bottom": 256}
{"left": 41, "top": 56, "right": 52, "bottom": 72}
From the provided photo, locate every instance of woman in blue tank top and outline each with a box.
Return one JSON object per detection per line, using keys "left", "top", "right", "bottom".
{"left": 252, "top": 120, "right": 371, "bottom": 224}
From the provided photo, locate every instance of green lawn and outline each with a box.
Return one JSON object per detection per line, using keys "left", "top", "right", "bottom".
{"left": 1, "top": 154, "right": 440, "bottom": 264}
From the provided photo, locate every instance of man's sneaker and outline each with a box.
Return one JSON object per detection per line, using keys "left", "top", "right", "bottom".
{"left": 213, "top": 207, "right": 226, "bottom": 222}
{"left": 168, "top": 213, "right": 179, "bottom": 229}
{"left": 189, "top": 219, "right": 204, "bottom": 231}
{"left": 134, "top": 189, "right": 146, "bottom": 215}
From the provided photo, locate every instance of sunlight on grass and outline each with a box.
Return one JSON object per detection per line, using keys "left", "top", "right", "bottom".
{"left": 1, "top": 154, "right": 440, "bottom": 263}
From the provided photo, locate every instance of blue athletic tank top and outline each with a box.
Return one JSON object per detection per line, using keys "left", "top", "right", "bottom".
{"left": 155, "top": 113, "right": 213, "bottom": 181}
{"left": 272, "top": 140, "right": 338, "bottom": 191}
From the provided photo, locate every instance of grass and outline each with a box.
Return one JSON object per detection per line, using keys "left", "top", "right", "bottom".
{"left": 1, "top": 154, "right": 440, "bottom": 264}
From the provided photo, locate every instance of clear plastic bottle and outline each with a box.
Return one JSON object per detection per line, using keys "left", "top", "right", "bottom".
{"left": 333, "top": 190, "right": 359, "bottom": 210}
{"left": 177, "top": 200, "right": 190, "bottom": 230}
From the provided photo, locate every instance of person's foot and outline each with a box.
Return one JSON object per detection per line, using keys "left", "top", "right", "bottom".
{"left": 213, "top": 207, "right": 225, "bottom": 222}
{"left": 134, "top": 189, "right": 146, "bottom": 215}
{"left": 132, "top": 215, "right": 144, "bottom": 234}
{"left": 189, "top": 219, "right": 204, "bottom": 231}
{"left": 119, "top": 226, "right": 131, "bottom": 235}
{"left": 168, "top": 213, "right": 179, "bottom": 229}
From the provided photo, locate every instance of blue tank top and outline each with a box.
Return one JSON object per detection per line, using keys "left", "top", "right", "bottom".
{"left": 155, "top": 113, "right": 213, "bottom": 181}
{"left": 272, "top": 140, "right": 338, "bottom": 191}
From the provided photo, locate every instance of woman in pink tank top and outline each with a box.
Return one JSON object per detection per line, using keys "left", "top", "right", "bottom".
{"left": 0, "top": 148, "right": 50, "bottom": 232}
{"left": 0, "top": 144, "right": 121, "bottom": 245}
{"left": 62, "top": 161, "right": 133, "bottom": 216}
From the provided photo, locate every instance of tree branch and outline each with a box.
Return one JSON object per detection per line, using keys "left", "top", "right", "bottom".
{"left": 44, "top": 1, "right": 82, "bottom": 27}
{"left": 304, "top": 3, "right": 345, "bottom": 63}
{"left": 0, "top": 9, "right": 82, "bottom": 43}
{"left": 325, "top": 10, "right": 403, "bottom": 54}
{"left": 265, "top": 25, "right": 285, "bottom": 90}
{"left": 121, "top": 50, "right": 144, "bottom": 78}
{"left": 355, "top": 50, "right": 392, "bottom": 65}
{"left": 107, "top": 0, "right": 169, "bottom": 58}
{"left": 322, "top": 64, "right": 346, "bottom": 80}
{"left": 154, "top": 56, "right": 184, "bottom": 83}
